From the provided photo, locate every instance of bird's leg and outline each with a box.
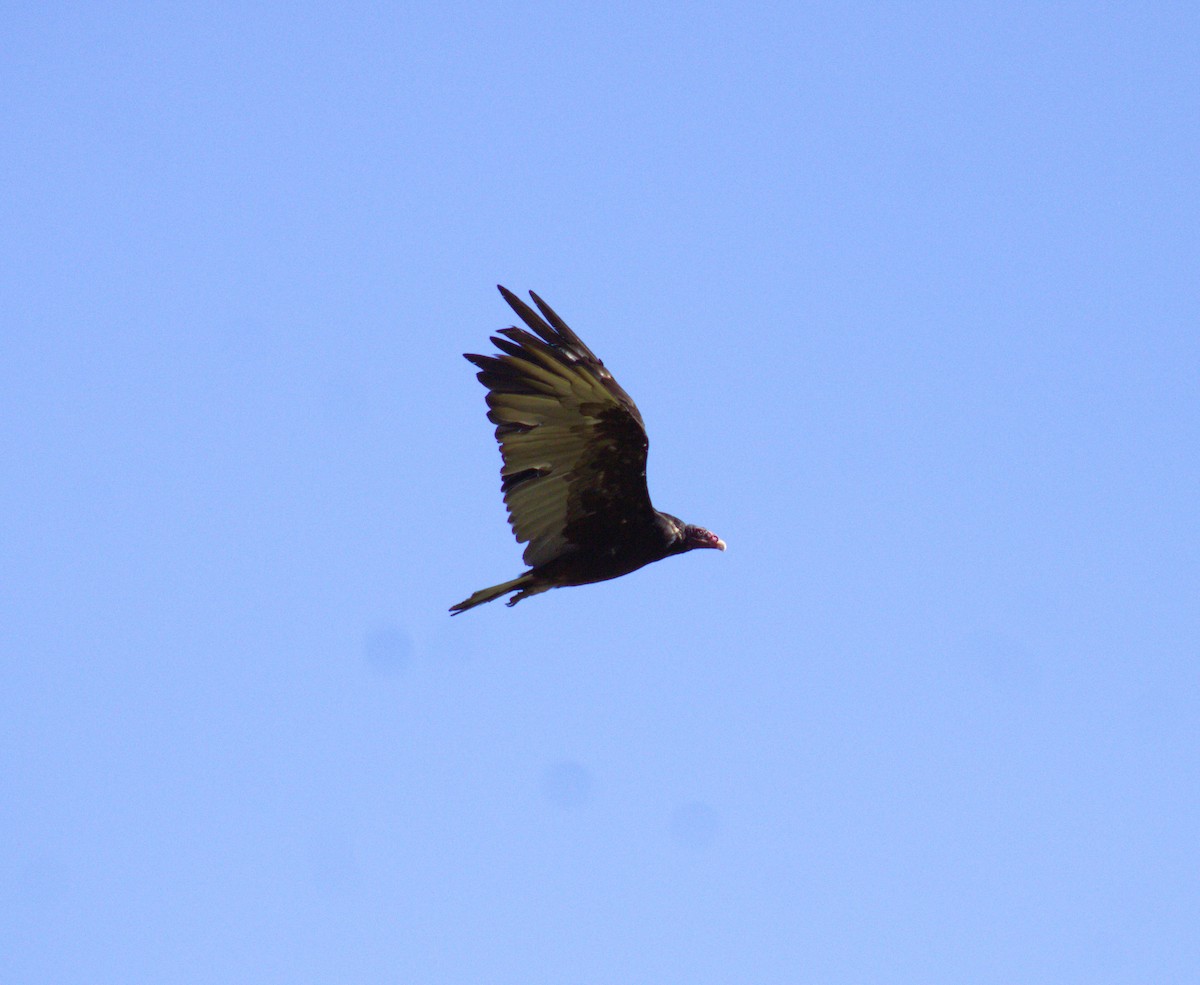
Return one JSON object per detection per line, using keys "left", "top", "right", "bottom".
{"left": 505, "top": 580, "right": 552, "bottom": 607}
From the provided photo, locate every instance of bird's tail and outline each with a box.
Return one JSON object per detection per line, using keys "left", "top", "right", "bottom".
{"left": 449, "top": 572, "right": 546, "bottom": 615}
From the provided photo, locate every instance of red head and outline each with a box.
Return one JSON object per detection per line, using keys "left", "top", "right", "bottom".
{"left": 684, "top": 524, "right": 726, "bottom": 552}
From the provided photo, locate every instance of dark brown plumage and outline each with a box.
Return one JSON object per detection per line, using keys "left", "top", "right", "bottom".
{"left": 451, "top": 286, "right": 724, "bottom": 614}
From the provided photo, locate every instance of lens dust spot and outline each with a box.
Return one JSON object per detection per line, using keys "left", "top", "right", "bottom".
{"left": 961, "top": 629, "right": 1038, "bottom": 692}
{"left": 541, "top": 760, "right": 592, "bottom": 809}
{"left": 364, "top": 625, "right": 411, "bottom": 675}
{"left": 308, "top": 828, "right": 359, "bottom": 897}
{"left": 670, "top": 801, "right": 719, "bottom": 848}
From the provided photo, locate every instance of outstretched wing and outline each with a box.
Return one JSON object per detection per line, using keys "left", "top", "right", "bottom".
{"left": 464, "top": 287, "right": 656, "bottom": 567}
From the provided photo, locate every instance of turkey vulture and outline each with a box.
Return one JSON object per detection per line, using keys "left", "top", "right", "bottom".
{"left": 451, "top": 286, "right": 724, "bottom": 614}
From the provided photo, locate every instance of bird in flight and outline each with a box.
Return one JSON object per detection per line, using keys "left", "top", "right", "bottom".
{"left": 451, "top": 287, "right": 724, "bottom": 614}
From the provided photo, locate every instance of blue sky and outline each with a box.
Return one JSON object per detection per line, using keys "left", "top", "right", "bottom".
{"left": 3, "top": 3, "right": 1198, "bottom": 982}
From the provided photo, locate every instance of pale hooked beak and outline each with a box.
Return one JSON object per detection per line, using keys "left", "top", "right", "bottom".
{"left": 715, "top": 537, "right": 726, "bottom": 551}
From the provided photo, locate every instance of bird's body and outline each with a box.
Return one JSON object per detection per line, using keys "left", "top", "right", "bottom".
{"left": 451, "top": 287, "right": 723, "bottom": 614}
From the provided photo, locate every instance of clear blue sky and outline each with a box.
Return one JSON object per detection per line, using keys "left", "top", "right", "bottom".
{"left": 3, "top": 3, "right": 1198, "bottom": 982}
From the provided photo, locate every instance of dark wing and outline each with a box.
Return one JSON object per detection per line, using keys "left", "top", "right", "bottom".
{"left": 465, "top": 287, "right": 656, "bottom": 567}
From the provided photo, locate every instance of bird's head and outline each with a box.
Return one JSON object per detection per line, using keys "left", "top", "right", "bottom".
{"left": 659, "top": 514, "right": 726, "bottom": 553}
{"left": 683, "top": 523, "right": 726, "bottom": 552}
